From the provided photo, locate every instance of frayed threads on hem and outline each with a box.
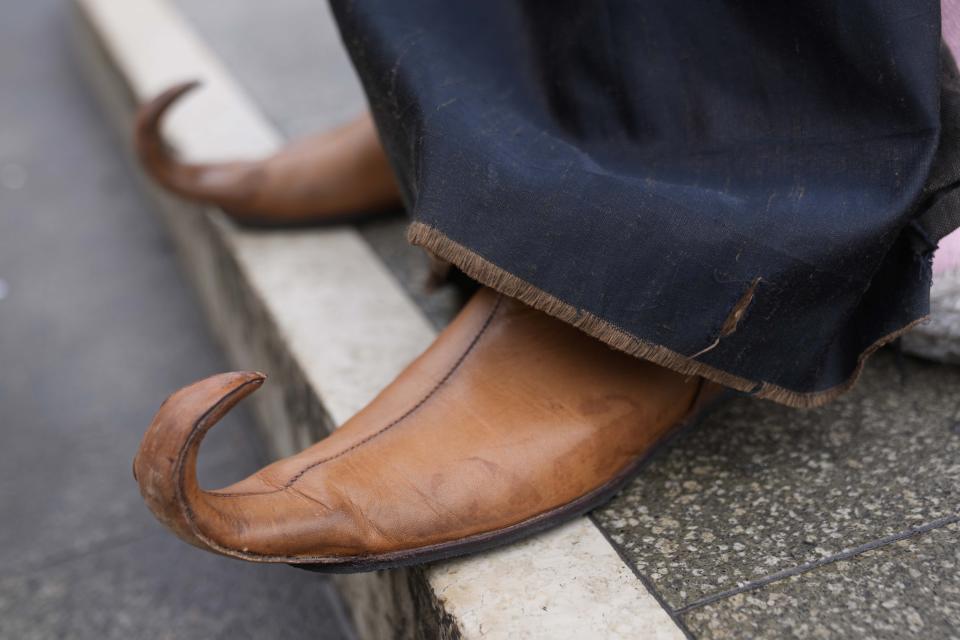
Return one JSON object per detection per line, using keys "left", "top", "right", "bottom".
{"left": 407, "top": 221, "right": 927, "bottom": 409}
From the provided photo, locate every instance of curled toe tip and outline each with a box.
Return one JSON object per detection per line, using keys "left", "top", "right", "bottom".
{"left": 222, "top": 369, "right": 267, "bottom": 383}
{"left": 171, "top": 78, "right": 202, "bottom": 92}
{"left": 177, "top": 370, "right": 267, "bottom": 405}
{"left": 219, "top": 370, "right": 267, "bottom": 391}
{"left": 133, "top": 80, "right": 205, "bottom": 191}
{"left": 146, "top": 79, "right": 201, "bottom": 109}
{"left": 135, "top": 80, "right": 201, "bottom": 130}
{"left": 133, "top": 369, "right": 267, "bottom": 553}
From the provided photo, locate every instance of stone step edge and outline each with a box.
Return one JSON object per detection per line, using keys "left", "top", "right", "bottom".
{"left": 70, "top": 0, "right": 684, "bottom": 638}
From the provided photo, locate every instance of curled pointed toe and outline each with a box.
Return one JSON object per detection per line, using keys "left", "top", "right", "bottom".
{"left": 133, "top": 370, "right": 266, "bottom": 554}
{"left": 134, "top": 290, "right": 725, "bottom": 571}
{"left": 133, "top": 83, "right": 401, "bottom": 226}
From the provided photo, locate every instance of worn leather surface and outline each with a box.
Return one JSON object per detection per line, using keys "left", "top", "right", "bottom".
{"left": 133, "top": 289, "right": 708, "bottom": 563}
{"left": 134, "top": 82, "right": 400, "bottom": 225}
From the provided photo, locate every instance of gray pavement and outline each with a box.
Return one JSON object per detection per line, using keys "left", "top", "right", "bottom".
{"left": 0, "top": 2, "right": 355, "bottom": 638}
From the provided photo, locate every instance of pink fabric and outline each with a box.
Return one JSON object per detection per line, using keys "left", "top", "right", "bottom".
{"left": 934, "top": 229, "right": 960, "bottom": 274}
{"left": 945, "top": 0, "right": 960, "bottom": 60}
{"left": 937, "top": 1, "right": 960, "bottom": 274}
{"left": 932, "top": 2, "right": 960, "bottom": 274}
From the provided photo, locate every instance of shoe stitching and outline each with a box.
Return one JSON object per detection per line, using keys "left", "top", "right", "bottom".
{"left": 177, "top": 293, "right": 712, "bottom": 564}
{"left": 182, "top": 362, "right": 711, "bottom": 565}
{"left": 209, "top": 294, "right": 503, "bottom": 498}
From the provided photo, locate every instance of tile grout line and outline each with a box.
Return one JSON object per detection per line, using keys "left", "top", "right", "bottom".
{"left": 675, "top": 512, "right": 960, "bottom": 615}
{"left": 589, "top": 513, "right": 697, "bottom": 640}
{"left": 583, "top": 390, "right": 740, "bottom": 640}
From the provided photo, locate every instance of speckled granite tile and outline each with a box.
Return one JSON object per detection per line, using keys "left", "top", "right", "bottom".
{"left": 591, "top": 350, "right": 960, "bottom": 609}
{"left": 681, "top": 522, "right": 960, "bottom": 640}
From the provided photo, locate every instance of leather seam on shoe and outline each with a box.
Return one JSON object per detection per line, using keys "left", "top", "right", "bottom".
{"left": 176, "top": 315, "right": 719, "bottom": 566}
{"left": 190, "top": 393, "right": 711, "bottom": 566}
{"left": 208, "top": 294, "right": 504, "bottom": 498}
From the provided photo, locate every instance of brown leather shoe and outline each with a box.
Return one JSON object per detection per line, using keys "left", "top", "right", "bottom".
{"left": 134, "top": 81, "right": 401, "bottom": 226}
{"left": 133, "top": 289, "right": 723, "bottom": 571}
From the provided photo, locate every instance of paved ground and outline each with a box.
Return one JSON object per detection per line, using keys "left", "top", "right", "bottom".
{"left": 0, "top": 3, "right": 355, "bottom": 638}
{"left": 172, "top": 1, "right": 960, "bottom": 637}
{"left": 595, "top": 352, "right": 960, "bottom": 638}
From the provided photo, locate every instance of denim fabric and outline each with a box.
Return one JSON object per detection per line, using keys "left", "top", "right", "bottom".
{"left": 330, "top": 0, "right": 955, "bottom": 402}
